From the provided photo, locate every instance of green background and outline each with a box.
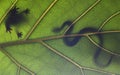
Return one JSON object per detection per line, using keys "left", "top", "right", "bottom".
{"left": 0, "top": 0, "right": 120, "bottom": 75}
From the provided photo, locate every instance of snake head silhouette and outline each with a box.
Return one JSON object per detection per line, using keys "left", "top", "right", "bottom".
{"left": 53, "top": 21, "right": 73, "bottom": 33}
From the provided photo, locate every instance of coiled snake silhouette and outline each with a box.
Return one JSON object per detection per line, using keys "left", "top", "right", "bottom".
{"left": 53, "top": 20, "right": 113, "bottom": 67}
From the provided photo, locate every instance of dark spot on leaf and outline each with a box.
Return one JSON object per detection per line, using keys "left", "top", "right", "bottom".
{"left": 17, "top": 32, "right": 23, "bottom": 38}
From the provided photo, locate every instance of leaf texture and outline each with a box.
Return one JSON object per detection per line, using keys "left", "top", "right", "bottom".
{"left": 0, "top": 0, "right": 120, "bottom": 75}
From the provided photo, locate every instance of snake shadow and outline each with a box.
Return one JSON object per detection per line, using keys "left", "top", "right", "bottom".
{"left": 53, "top": 20, "right": 113, "bottom": 67}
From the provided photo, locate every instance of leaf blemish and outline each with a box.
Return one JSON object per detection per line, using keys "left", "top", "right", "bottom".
{"left": 5, "top": 6, "right": 30, "bottom": 38}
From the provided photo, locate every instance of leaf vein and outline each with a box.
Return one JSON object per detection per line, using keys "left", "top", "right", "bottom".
{"left": 24, "top": 0, "right": 58, "bottom": 40}
{"left": 0, "top": 0, "right": 18, "bottom": 25}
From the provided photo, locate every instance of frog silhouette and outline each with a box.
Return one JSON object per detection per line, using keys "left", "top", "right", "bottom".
{"left": 5, "top": 6, "right": 30, "bottom": 38}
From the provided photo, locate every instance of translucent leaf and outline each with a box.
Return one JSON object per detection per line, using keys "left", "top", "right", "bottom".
{"left": 0, "top": 0, "right": 120, "bottom": 75}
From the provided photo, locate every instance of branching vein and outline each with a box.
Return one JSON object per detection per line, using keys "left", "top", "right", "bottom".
{"left": 0, "top": 48, "right": 35, "bottom": 75}
{"left": 39, "top": 40, "right": 114, "bottom": 75}
{"left": 98, "top": 11, "right": 120, "bottom": 31}
{"left": 0, "top": 30, "right": 120, "bottom": 56}
{"left": 64, "top": 0, "right": 101, "bottom": 34}
{"left": 24, "top": 0, "right": 58, "bottom": 40}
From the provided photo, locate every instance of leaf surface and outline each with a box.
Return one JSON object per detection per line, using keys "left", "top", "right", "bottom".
{"left": 0, "top": 0, "right": 120, "bottom": 75}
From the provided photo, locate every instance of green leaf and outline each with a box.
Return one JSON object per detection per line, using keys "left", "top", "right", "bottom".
{"left": 0, "top": 0, "right": 120, "bottom": 75}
